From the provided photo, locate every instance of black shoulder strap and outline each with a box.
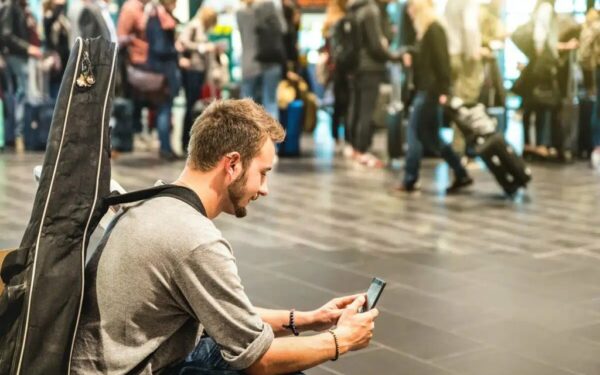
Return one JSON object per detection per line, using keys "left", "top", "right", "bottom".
{"left": 103, "top": 184, "right": 207, "bottom": 217}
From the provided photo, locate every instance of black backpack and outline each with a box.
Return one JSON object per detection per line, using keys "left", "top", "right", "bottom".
{"left": 330, "top": 10, "right": 362, "bottom": 73}
{"left": 254, "top": 3, "right": 285, "bottom": 64}
{"left": 0, "top": 34, "right": 208, "bottom": 374}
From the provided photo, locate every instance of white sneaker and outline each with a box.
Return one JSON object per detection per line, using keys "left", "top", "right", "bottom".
{"left": 343, "top": 145, "right": 355, "bottom": 159}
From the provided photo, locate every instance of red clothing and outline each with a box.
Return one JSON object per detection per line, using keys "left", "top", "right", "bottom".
{"left": 117, "top": 0, "right": 148, "bottom": 65}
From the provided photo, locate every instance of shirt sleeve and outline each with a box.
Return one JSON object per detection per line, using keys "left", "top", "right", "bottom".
{"left": 172, "top": 240, "right": 274, "bottom": 370}
{"left": 430, "top": 24, "right": 452, "bottom": 96}
{"left": 362, "top": 6, "right": 396, "bottom": 62}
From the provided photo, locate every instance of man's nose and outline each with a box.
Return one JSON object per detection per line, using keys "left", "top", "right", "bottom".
{"left": 258, "top": 181, "right": 269, "bottom": 197}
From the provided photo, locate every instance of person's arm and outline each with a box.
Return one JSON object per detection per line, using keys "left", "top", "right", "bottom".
{"left": 256, "top": 294, "right": 361, "bottom": 336}
{"left": 430, "top": 24, "right": 452, "bottom": 100}
{"left": 362, "top": 7, "right": 401, "bottom": 62}
{"left": 246, "top": 296, "right": 378, "bottom": 375}
{"left": 0, "top": 5, "right": 36, "bottom": 57}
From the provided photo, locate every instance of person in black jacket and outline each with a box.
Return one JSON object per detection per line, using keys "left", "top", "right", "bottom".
{"left": 0, "top": 0, "right": 42, "bottom": 148}
{"left": 395, "top": 0, "right": 472, "bottom": 194}
{"left": 346, "top": 0, "right": 402, "bottom": 168}
{"left": 43, "top": 0, "right": 70, "bottom": 99}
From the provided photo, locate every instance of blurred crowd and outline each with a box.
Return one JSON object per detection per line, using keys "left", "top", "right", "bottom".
{"left": 0, "top": 0, "right": 599, "bottom": 184}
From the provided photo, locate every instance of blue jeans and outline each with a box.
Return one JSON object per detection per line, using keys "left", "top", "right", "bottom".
{"left": 5, "top": 56, "right": 29, "bottom": 137}
{"left": 182, "top": 69, "right": 205, "bottom": 152}
{"left": 157, "top": 102, "right": 173, "bottom": 153}
{"left": 593, "top": 67, "right": 600, "bottom": 147}
{"left": 166, "top": 337, "right": 305, "bottom": 375}
{"left": 241, "top": 65, "right": 281, "bottom": 121}
{"left": 403, "top": 91, "right": 467, "bottom": 187}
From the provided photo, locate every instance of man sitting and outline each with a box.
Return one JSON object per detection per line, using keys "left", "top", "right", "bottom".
{"left": 71, "top": 99, "right": 379, "bottom": 374}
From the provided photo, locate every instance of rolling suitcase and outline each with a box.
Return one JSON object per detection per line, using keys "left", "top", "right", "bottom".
{"left": 23, "top": 101, "right": 54, "bottom": 151}
{"left": 477, "top": 133, "right": 532, "bottom": 195}
{"left": 111, "top": 97, "right": 134, "bottom": 152}
{"left": 279, "top": 100, "right": 303, "bottom": 157}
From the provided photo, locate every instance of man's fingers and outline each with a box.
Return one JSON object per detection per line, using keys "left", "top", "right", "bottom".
{"left": 335, "top": 294, "right": 362, "bottom": 308}
{"left": 347, "top": 295, "right": 365, "bottom": 312}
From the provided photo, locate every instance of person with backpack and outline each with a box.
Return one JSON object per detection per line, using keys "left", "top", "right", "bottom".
{"left": 322, "top": 0, "right": 349, "bottom": 148}
{"left": 70, "top": 99, "right": 379, "bottom": 374}
{"left": 236, "top": 0, "right": 286, "bottom": 120}
{"left": 345, "top": 0, "right": 402, "bottom": 168}
{"left": 394, "top": 0, "right": 473, "bottom": 194}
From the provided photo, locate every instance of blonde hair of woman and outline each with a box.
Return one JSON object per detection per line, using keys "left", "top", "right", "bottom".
{"left": 408, "top": 0, "right": 436, "bottom": 39}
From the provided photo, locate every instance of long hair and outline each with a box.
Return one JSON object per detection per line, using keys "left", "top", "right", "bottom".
{"left": 322, "top": 0, "right": 348, "bottom": 36}
{"left": 410, "top": 0, "right": 437, "bottom": 40}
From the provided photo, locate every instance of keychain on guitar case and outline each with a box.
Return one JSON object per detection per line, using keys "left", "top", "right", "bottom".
{"left": 76, "top": 40, "right": 96, "bottom": 88}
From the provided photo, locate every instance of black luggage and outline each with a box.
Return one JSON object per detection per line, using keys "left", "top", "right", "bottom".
{"left": 23, "top": 101, "right": 54, "bottom": 151}
{"left": 477, "top": 133, "right": 532, "bottom": 196}
{"left": 111, "top": 97, "right": 134, "bottom": 152}
{"left": 446, "top": 98, "right": 497, "bottom": 143}
{"left": 0, "top": 37, "right": 118, "bottom": 375}
{"left": 447, "top": 97, "right": 531, "bottom": 195}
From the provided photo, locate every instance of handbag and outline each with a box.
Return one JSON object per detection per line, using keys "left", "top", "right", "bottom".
{"left": 126, "top": 65, "right": 169, "bottom": 102}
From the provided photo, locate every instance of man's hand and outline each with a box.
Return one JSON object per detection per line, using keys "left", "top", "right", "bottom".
{"left": 333, "top": 295, "right": 379, "bottom": 354}
{"left": 306, "top": 294, "right": 363, "bottom": 332}
{"left": 439, "top": 95, "right": 448, "bottom": 105}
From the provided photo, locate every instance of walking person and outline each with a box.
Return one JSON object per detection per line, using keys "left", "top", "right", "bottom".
{"left": 395, "top": 0, "right": 473, "bottom": 194}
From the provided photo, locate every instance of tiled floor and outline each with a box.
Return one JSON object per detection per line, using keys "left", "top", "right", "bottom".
{"left": 2, "top": 130, "right": 600, "bottom": 374}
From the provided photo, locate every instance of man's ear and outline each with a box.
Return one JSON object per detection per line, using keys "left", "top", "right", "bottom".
{"left": 224, "top": 152, "right": 243, "bottom": 180}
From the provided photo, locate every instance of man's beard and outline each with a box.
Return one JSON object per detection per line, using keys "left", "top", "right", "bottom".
{"left": 228, "top": 171, "right": 248, "bottom": 218}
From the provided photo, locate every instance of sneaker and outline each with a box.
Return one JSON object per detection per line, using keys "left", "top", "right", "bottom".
{"left": 446, "top": 176, "right": 474, "bottom": 194}
{"left": 358, "top": 153, "right": 384, "bottom": 169}
{"left": 343, "top": 145, "right": 355, "bottom": 159}
{"left": 159, "top": 151, "right": 181, "bottom": 162}
{"left": 392, "top": 182, "right": 421, "bottom": 195}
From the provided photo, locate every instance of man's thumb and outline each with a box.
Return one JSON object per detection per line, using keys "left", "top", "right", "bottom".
{"left": 347, "top": 295, "right": 366, "bottom": 312}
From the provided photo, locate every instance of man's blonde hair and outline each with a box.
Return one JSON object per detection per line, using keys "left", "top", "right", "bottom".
{"left": 187, "top": 99, "right": 285, "bottom": 171}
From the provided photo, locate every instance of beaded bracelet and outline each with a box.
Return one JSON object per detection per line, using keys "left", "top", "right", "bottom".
{"left": 282, "top": 309, "right": 299, "bottom": 336}
{"left": 328, "top": 329, "right": 339, "bottom": 361}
